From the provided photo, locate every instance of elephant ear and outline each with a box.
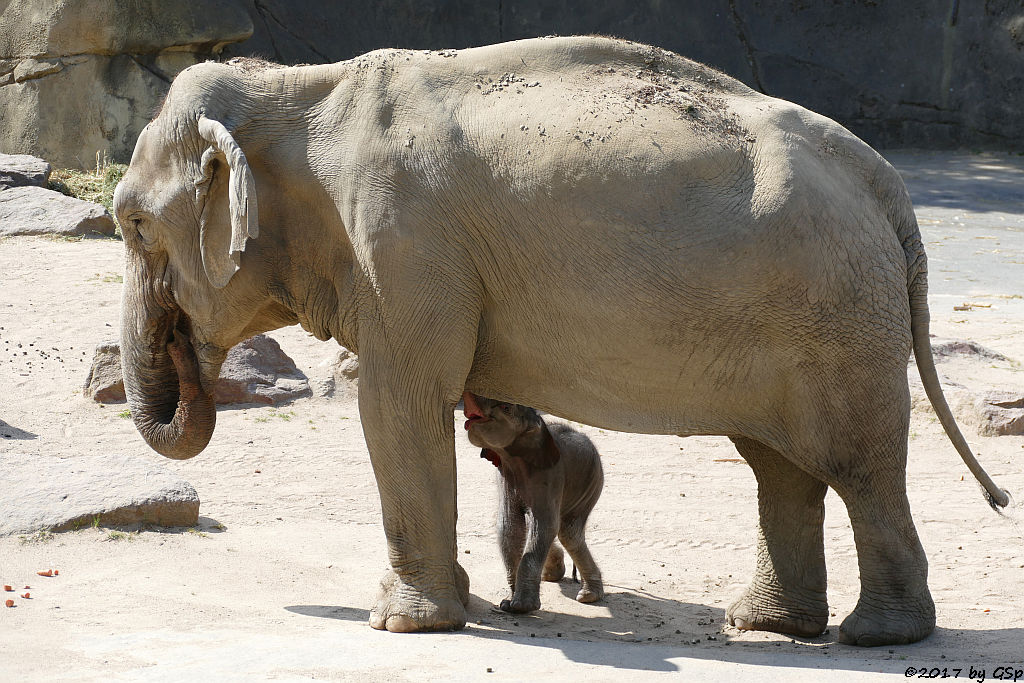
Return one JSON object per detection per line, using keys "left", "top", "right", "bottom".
{"left": 194, "top": 116, "right": 259, "bottom": 289}
{"left": 506, "top": 423, "right": 561, "bottom": 472}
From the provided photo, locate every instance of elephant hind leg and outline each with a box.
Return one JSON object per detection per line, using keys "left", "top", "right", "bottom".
{"left": 541, "top": 540, "right": 566, "bottom": 582}
{"left": 559, "top": 518, "right": 603, "bottom": 604}
{"left": 727, "top": 437, "right": 829, "bottom": 638}
{"left": 790, "top": 376, "right": 934, "bottom": 646}
{"left": 830, "top": 447, "right": 934, "bottom": 646}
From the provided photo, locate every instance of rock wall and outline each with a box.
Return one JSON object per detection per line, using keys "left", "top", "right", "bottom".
{"left": 0, "top": 0, "right": 252, "bottom": 168}
{"left": 223, "top": 0, "right": 1024, "bottom": 151}
{"left": 2, "top": 1, "right": 1020, "bottom": 165}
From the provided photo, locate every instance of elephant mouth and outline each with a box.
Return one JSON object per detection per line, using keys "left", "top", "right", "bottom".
{"left": 462, "top": 391, "right": 488, "bottom": 431}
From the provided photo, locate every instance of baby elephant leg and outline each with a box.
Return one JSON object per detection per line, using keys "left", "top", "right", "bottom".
{"left": 542, "top": 540, "right": 566, "bottom": 582}
{"left": 559, "top": 516, "right": 603, "bottom": 603}
{"left": 501, "top": 506, "right": 558, "bottom": 614}
{"left": 497, "top": 489, "right": 527, "bottom": 596}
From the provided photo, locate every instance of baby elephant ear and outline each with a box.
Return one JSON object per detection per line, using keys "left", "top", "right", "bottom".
{"left": 195, "top": 116, "right": 259, "bottom": 289}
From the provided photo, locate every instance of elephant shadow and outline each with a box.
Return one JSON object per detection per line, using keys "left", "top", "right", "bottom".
{"left": 0, "top": 418, "right": 37, "bottom": 440}
{"left": 286, "top": 586, "right": 1024, "bottom": 674}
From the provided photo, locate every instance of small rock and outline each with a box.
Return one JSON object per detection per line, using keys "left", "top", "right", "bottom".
{"left": 0, "top": 186, "right": 115, "bottom": 237}
{"left": 972, "top": 392, "right": 1024, "bottom": 436}
{"left": 82, "top": 340, "right": 124, "bottom": 403}
{"left": 929, "top": 339, "right": 1011, "bottom": 363}
{"left": 0, "top": 452, "right": 200, "bottom": 535}
{"left": 910, "top": 337, "right": 1022, "bottom": 436}
{"left": 0, "top": 153, "right": 51, "bottom": 188}
{"left": 315, "top": 347, "right": 359, "bottom": 397}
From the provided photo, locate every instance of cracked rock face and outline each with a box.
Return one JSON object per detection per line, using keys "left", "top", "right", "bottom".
{"left": 222, "top": 2, "right": 1024, "bottom": 151}
{"left": 0, "top": 0, "right": 252, "bottom": 168}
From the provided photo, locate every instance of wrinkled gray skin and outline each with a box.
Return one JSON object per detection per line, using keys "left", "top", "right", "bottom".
{"left": 113, "top": 36, "right": 1009, "bottom": 645}
{"left": 465, "top": 395, "right": 603, "bottom": 613}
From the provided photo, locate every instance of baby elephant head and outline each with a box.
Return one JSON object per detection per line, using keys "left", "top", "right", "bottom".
{"left": 464, "top": 395, "right": 543, "bottom": 451}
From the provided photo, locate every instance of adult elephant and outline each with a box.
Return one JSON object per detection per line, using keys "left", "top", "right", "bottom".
{"left": 113, "top": 36, "right": 1009, "bottom": 646}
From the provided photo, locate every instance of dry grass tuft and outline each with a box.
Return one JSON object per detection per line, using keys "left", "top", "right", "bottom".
{"left": 48, "top": 152, "right": 127, "bottom": 236}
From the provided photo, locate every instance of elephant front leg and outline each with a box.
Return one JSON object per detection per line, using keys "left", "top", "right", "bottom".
{"left": 728, "top": 437, "right": 829, "bottom": 637}
{"left": 501, "top": 507, "right": 558, "bottom": 614}
{"left": 360, "top": 370, "right": 468, "bottom": 633}
{"left": 497, "top": 488, "right": 527, "bottom": 600}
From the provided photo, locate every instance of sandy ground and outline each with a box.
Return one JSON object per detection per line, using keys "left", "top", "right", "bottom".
{"left": 1, "top": 151, "right": 1023, "bottom": 681}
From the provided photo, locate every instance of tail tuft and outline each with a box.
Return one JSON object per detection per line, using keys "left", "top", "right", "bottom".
{"left": 986, "top": 487, "right": 1012, "bottom": 513}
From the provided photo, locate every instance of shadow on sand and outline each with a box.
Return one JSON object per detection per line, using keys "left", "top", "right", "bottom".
{"left": 0, "top": 418, "right": 37, "bottom": 440}
{"left": 287, "top": 584, "right": 1024, "bottom": 675}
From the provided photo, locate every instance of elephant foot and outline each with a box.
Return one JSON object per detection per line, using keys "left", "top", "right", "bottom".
{"left": 455, "top": 560, "right": 470, "bottom": 607}
{"left": 499, "top": 592, "right": 541, "bottom": 614}
{"left": 369, "top": 567, "right": 467, "bottom": 632}
{"left": 838, "top": 593, "right": 935, "bottom": 646}
{"left": 727, "top": 584, "right": 828, "bottom": 638}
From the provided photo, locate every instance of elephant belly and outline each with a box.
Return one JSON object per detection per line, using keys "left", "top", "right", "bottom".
{"left": 463, "top": 206, "right": 912, "bottom": 438}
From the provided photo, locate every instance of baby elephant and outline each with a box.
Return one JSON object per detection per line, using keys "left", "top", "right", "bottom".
{"left": 464, "top": 393, "right": 604, "bottom": 613}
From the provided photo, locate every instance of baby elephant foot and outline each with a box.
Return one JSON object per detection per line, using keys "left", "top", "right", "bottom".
{"left": 727, "top": 584, "right": 828, "bottom": 638}
{"left": 541, "top": 551, "right": 565, "bottom": 582}
{"left": 369, "top": 567, "right": 467, "bottom": 632}
{"left": 499, "top": 593, "right": 541, "bottom": 614}
{"left": 576, "top": 581, "right": 603, "bottom": 604}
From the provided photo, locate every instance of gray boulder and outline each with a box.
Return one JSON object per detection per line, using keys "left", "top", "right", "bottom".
{"left": 0, "top": 185, "right": 116, "bottom": 236}
{"left": 85, "top": 334, "right": 311, "bottom": 405}
{"left": 0, "top": 152, "right": 50, "bottom": 187}
{"left": 0, "top": 452, "right": 200, "bottom": 535}
{"left": 214, "top": 334, "right": 312, "bottom": 405}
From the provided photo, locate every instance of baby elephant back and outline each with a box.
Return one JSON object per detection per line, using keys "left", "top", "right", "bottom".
{"left": 547, "top": 421, "right": 603, "bottom": 509}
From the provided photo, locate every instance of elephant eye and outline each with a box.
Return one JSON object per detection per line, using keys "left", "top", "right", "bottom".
{"left": 130, "top": 216, "right": 155, "bottom": 247}
{"left": 498, "top": 404, "right": 512, "bottom": 415}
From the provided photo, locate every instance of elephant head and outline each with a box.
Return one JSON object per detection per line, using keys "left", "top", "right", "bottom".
{"left": 114, "top": 64, "right": 276, "bottom": 459}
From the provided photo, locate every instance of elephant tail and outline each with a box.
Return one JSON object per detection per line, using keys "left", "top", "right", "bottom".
{"left": 894, "top": 182, "right": 1012, "bottom": 510}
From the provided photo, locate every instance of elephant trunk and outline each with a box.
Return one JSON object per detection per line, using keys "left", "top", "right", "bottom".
{"left": 120, "top": 254, "right": 218, "bottom": 460}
